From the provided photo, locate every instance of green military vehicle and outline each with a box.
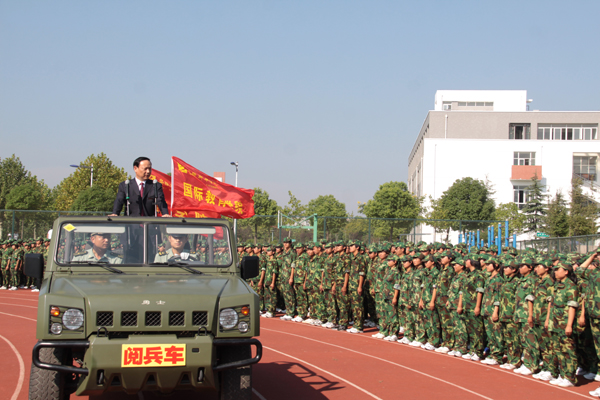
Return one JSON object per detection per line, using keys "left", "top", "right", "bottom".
{"left": 24, "top": 216, "right": 262, "bottom": 400}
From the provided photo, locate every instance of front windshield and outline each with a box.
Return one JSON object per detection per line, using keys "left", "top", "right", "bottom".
{"left": 57, "top": 222, "right": 143, "bottom": 265}
{"left": 56, "top": 221, "right": 232, "bottom": 266}
{"left": 148, "top": 224, "right": 232, "bottom": 266}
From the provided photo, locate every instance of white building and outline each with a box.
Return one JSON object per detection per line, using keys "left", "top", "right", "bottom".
{"left": 408, "top": 90, "right": 600, "bottom": 242}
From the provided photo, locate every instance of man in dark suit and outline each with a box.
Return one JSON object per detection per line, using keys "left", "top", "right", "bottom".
{"left": 110, "top": 157, "right": 170, "bottom": 217}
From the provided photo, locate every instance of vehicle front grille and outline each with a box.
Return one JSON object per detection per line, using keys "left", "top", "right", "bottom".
{"left": 96, "top": 311, "right": 113, "bottom": 327}
{"left": 145, "top": 311, "right": 161, "bottom": 327}
{"left": 192, "top": 311, "right": 208, "bottom": 326}
{"left": 169, "top": 311, "right": 185, "bottom": 326}
{"left": 121, "top": 312, "right": 138, "bottom": 327}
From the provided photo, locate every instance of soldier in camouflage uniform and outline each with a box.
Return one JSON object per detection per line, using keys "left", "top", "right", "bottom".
{"left": 302, "top": 244, "right": 318, "bottom": 324}
{"left": 546, "top": 262, "right": 579, "bottom": 387}
{"left": 531, "top": 257, "right": 558, "bottom": 381}
{"left": 397, "top": 255, "right": 417, "bottom": 344}
{"left": 332, "top": 241, "right": 350, "bottom": 330}
{"left": 309, "top": 243, "right": 326, "bottom": 326}
{"left": 445, "top": 258, "right": 468, "bottom": 357}
{"left": 259, "top": 246, "right": 278, "bottom": 318}
{"left": 290, "top": 243, "right": 309, "bottom": 322}
{"left": 461, "top": 256, "right": 485, "bottom": 361}
{"left": 479, "top": 257, "right": 504, "bottom": 365}
{"left": 0, "top": 241, "right": 5, "bottom": 290}
{"left": 512, "top": 257, "right": 540, "bottom": 375}
{"left": 432, "top": 250, "right": 455, "bottom": 353}
{"left": 9, "top": 241, "right": 23, "bottom": 289}
{"left": 497, "top": 260, "right": 521, "bottom": 370}
{"left": 279, "top": 238, "right": 297, "bottom": 321}
{"left": 346, "top": 241, "right": 366, "bottom": 333}
{"left": 363, "top": 245, "right": 379, "bottom": 327}
{"left": 321, "top": 243, "right": 338, "bottom": 328}
{"left": 370, "top": 245, "right": 389, "bottom": 338}
{"left": 375, "top": 255, "right": 398, "bottom": 340}
{"left": 420, "top": 254, "right": 441, "bottom": 350}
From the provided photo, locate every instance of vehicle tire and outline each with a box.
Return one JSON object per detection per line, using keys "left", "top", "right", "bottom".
{"left": 218, "top": 345, "right": 252, "bottom": 400}
{"left": 29, "top": 346, "right": 71, "bottom": 400}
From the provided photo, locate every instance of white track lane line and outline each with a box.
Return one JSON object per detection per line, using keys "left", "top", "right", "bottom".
{"left": 252, "top": 387, "right": 267, "bottom": 400}
{"left": 0, "top": 302, "right": 38, "bottom": 309}
{"left": 0, "top": 333, "right": 25, "bottom": 400}
{"left": 265, "top": 327, "right": 590, "bottom": 400}
{"left": 0, "top": 311, "right": 37, "bottom": 322}
{"left": 263, "top": 345, "right": 383, "bottom": 400}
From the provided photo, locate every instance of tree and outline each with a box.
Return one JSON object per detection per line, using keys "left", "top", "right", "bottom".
{"left": 436, "top": 177, "right": 496, "bottom": 232}
{"left": 70, "top": 186, "right": 116, "bottom": 212}
{"left": 237, "top": 188, "right": 278, "bottom": 243}
{"left": 521, "top": 173, "right": 546, "bottom": 234}
{"left": 569, "top": 177, "right": 597, "bottom": 236}
{"left": 343, "top": 214, "right": 369, "bottom": 241}
{"left": 546, "top": 191, "right": 569, "bottom": 237}
{"left": 306, "top": 195, "right": 348, "bottom": 239}
{"left": 54, "top": 153, "right": 129, "bottom": 211}
{"left": 0, "top": 155, "right": 38, "bottom": 209}
{"left": 494, "top": 203, "right": 526, "bottom": 237}
{"left": 425, "top": 196, "right": 453, "bottom": 242}
{"left": 359, "top": 181, "right": 421, "bottom": 241}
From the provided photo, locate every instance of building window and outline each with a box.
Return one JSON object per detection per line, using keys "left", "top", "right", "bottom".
{"left": 537, "top": 124, "right": 598, "bottom": 141}
{"left": 509, "top": 123, "right": 531, "bottom": 140}
{"left": 442, "top": 101, "right": 451, "bottom": 110}
{"left": 573, "top": 155, "right": 598, "bottom": 181}
{"left": 514, "top": 152, "right": 536, "bottom": 165}
{"left": 513, "top": 185, "right": 531, "bottom": 209}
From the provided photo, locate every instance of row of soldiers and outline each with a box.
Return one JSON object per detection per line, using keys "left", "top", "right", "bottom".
{"left": 0, "top": 238, "right": 50, "bottom": 291}
{"left": 239, "top": 238, "right": 600, "bottom": 394}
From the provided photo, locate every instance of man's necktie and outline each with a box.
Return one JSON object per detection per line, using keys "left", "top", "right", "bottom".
{"left": 140, "top": 183, "right": 144, "bottom": 216}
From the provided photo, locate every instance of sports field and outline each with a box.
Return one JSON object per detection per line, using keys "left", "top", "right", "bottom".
{"left": 1, "top": 290, "right": 595, "bottom": 400}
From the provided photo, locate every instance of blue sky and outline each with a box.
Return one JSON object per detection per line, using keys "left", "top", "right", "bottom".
{"left": 1, "top": 1, "right": 599, "bottom": 213}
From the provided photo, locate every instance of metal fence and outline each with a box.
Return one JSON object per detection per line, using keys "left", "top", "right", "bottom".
{"left": 0, "top": 209, "right": 110, "bottom": 241}
{"left": 517, "top": 234, "right": 600, "bottom": 254}
{"left": 235, "top": 214, "right": 504, "bottom": 245}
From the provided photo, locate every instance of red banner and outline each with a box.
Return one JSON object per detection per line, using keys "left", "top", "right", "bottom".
{"left": 170, "top": 157, "right": 255, "bottom": 219}
{"left": 149, "top": 169, "right": 172, "bottom": 216}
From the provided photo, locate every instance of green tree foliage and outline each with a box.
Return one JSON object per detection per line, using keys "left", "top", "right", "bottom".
{"left": 54, "top": 153, "right": 129, "bottom": 211}
{"left": 521, "top": 174, "right": 546, "bottom": 234}
{"left": 494, "top": 203, "right": 526, "bottom": 236}
{"left": 546, "top": 191, "right": 569, "bottom": 237}
{"left": 437, "top": 177, "right": 496, "bottom": 232}
{"left": 281, "top": 191, "right": 306, "bottom": 217}
{"left": 569, "top": 177, "right": 597, "bottom": 236}
{"left": 306, "top": 194, "right": 348, "bottom": 239}
{"left": 70, "top": 186, "right": 116, "bottom": 212}
{"left": 237, "top": 188, "right": 279, "bottom": 243}
{"left": 343, "top": 214, "right": 369, "bottom": 241}
{"left": 0, "top": 155, "right": 40, "bottom": 209}
{"left": 359, "top": 181, "right": 421, "bottom": 241}
{"left": 425, "top": 196, "right": 453, "bottom": 242}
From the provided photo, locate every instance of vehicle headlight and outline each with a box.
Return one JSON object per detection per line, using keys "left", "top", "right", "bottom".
{"left": 62, "top": 309, "right": 84, "bottom": 330}
{"left": 219, "top": 308, "right": 238, "bottom": 330}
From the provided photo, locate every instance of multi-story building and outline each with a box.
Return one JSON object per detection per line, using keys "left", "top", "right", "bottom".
{"left": 408, "top": 90, "right": 600, "bottom": 242}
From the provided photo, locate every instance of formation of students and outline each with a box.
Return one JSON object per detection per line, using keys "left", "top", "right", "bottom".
{"left": 0, "top": 238, "right": 49, "bottom": 291}
{"left": 240, "top": 238, "right": 600, "bottom": 395}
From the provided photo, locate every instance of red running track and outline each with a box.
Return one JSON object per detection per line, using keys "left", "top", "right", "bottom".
{"left": 1, "top": 290, "right": 598, "bottom": 400}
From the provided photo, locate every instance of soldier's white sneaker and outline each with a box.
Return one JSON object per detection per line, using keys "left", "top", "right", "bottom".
{"left": 398, "top": 337, "right": 411, "bottom": 344}
{"left": 9, "top": 287, "right": 17, "bottom": 290}
{"left": 549, "top": 376, "right": 563, "bottom": 386}
{"left": 447, "top": 350, "right": 456, "bottom": 356}
{"left": 576, "top": 367, "right": 588, "bottom": 376}
{"left": 261, "top": 312, "right": 273, "bottom": 318}
{"left": 398, "top": 327, "right": 405, "bottom": 333}
{"left": 388, "top": 335, "right": 398, "bottom": 341}
{"left": 347, "top": 327, "right": 362, "bottom": 334}
{"left": 312, "top": 320, "right": 323, "bottom": 326}
{"left": 462, "top": 353, "right": 474, "bottom": 360}
{"left": 372, "top": 332, "right": 383, "bottom": 338}
{"left": 31, "top": 288, "right": 39, "bottom": 292}
{"left": 409, "top": 341, "right": 422, "bottom": 347}
{"left": 292, "top": 316, "right": 303, "bottom": 322}
{"left": 383, "top": 336, "right": 391, "bottom": 341}
{"left": 280, "top": 315, "right": 293, "bottom": 321}
{"left": 519, "top": 366, "right": 533, "bottom": 376}
{"left": 481, "top": 358, "right": 498, "bottom": 365}
{"left": 302, "top": 318, "right": 313, "bottom": 324}
{"left": 589, "top": 387, "right": 600, "bottom": 397}
{"left": 538, "top": 371, "right": 554, "bottom": 381}
{"left": 453, "top": 351, "right": 462, "bottom": 358}
{"left": 470, "top": 354, "right": 480, "bottom": 361}
{"left": 436, "top": 346, "right": 450, "bottom": 353}
{"left": 558, "top": 377, "right": 574, "bottom": 387}
{"left": 424, "top": 343, "right": 436, "bottom": 351}
{"left": 0, "top": 286, "right": 6, "bottom": 290}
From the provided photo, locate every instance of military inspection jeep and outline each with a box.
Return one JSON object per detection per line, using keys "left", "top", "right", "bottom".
{"left": 25, "top": 216, "right": 262, "bottom": 400}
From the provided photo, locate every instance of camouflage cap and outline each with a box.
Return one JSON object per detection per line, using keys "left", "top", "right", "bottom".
{"left": 535, "top": 257, "right": 551, "bottom": 267}
{"left": 379, "top": 243, "right": 391, "bottom": 253}
{"left": 293, "top": 242, "right": 304, "bottom": 249}
{"left": 451, "top": 257, "right": 465, "bottom": 265}
{"left": 387, "top": 255, "right": 400, "bottom": 263}
{"left": 553, "top": 261, "right": 573, "bottom": 272}
{"left": 412, "top": 253, "right": 425, "bottom": 260}
{"left": 520, "top": 257, "right": 534, "bottom": 266}
{"left": 486, "top": 257, "right": 499, "bottom": 265}
{"left": 440, "top": 250, "right": 455, "bottom": 259}
{"left": 283, "top": 237, "right": 292, "bottom": 243}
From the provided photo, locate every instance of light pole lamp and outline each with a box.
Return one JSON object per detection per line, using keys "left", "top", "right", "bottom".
{"left": 230, "top": 162, "right": 239, "bottom": 238}
{"left": 70, "top": 164, "right": 94, "bottom": 187}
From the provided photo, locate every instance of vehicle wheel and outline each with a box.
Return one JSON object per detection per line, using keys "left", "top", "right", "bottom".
{"left": 29, "top": 346, "right": 71, "bottom": 400}
{"left": 218, "top": 345, "right": 252, "bottom": 400}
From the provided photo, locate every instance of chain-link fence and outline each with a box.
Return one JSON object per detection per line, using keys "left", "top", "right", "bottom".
{"left": 0, "top": 209, "right": 110, "bottom": 241}
{"left": 235, "top": 215, "right": 505, "bottom": 245}
{"left": 517, "top": 234, "right": 600, "bottom": 254}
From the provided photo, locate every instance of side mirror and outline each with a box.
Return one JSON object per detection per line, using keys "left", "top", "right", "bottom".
{"left": 240, "top": 256, "right": 259, "bottom": 280}
{"left": 25, "top": 253, "right": 44, "bottom": 281}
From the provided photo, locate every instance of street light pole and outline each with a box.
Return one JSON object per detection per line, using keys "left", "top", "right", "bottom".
{"left": 70, "top": 164, "right": 94, "bottom": 187}
{"left": 230, "top": 161, "right": 239, "bottom": 239}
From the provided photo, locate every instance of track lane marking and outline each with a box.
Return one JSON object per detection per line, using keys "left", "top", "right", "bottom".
{"left": 264, "top": 345, "right": 383, "bottom": 400}
{"left": 264, "top": 326, "right": 590, "bottom": 399}
{"left": 0, "top": 334, "right": 25, "bottom": 400}
{"left": 0, "top": 311, "right": 37, "bottom": 322}
{"left": 0, "top": 302, "right": 38, "bottom": 309}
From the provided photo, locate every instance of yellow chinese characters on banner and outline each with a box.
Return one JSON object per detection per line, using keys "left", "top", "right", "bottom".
{"left": 121, "top": 344, "right": 186, "bottom": 368}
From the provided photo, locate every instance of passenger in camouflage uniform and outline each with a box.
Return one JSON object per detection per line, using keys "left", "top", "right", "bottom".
{"left": 546, "top": 262, "right": 579, "bottom": 387}
{"left": 432, "top": 250, "right": 455, "bottom": 353}
{"left": 498, "top": 260, "right": 521, "bottom": 370}
{"left": 480, "top": 257, "right": 505, "bottom": 365}
{"left": 513, "top": 257, "right": 540, "bottom": 375}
